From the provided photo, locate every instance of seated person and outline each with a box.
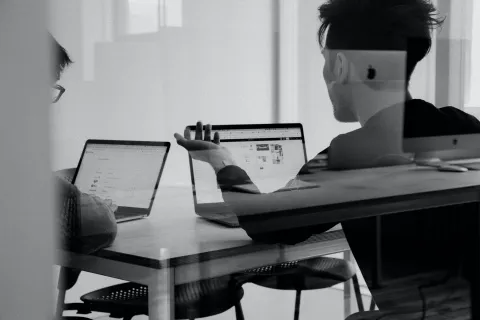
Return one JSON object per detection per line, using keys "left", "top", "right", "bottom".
{"left": 175, "top": 0, "right": 480, "bottom": 314}
{"left": 50, "top": 33, "right": 117, "bottom": 254}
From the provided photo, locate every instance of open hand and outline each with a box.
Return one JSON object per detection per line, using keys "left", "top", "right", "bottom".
{"left": 174, "top": 121, "right": 237, "bottom": 174}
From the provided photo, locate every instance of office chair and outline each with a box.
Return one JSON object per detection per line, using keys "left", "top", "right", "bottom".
{"left": 61, "top": 275, "right": 245, "bottom": 320}
{"left": 238, "top": 244, "right": 370, "bottom": 320}
{"left": 55, "top": 167, "right": 245, "bottom": 320}
{"left": 63, "top": 254, "right": 367, "bottom": 320}
{"left": 56, "top": 246, "right": 245, "bottom": 320}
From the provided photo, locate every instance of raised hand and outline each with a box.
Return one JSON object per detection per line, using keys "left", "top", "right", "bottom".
{"left": 174, "top": 121, "right": 237, "bottom": 174}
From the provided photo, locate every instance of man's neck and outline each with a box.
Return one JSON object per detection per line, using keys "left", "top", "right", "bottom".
{"left": 356, "top": 91, "right": 413, "bottom": 127}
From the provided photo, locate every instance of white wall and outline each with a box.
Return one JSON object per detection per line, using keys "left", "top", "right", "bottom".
{"left": 50, "top": 0, "right": 275, "bottom": 186}
{"left": 50, "top": 0, "right": 438, "bottom": 177}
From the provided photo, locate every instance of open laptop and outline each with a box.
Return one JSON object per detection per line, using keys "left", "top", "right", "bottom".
{"left": 72, "top": 140, "right": 170, "bottom": 222}
{"left": 187, "top": 123, "right": 318, "bottom": 227}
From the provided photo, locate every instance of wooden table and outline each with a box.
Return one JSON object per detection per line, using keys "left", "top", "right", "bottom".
{"left": 57, "top": 164, "right": 480, "bottom": 320}
{"left": 57, "top": 185, "right": 349, "bottom": 320}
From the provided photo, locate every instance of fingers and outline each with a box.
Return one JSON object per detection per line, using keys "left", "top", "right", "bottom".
{"left": 176, "top": 121, "right": 215, "bottom": 148}
{"left": 174, "top": 133, "right": 186, "bottom": 147}
{"left": 204, "top": 124, "right": 212, "bottom": 142}
{"left": 195, "top": 121, "right": 203, "bottom": 140}
{"left": 184, "top": 127, "right": 191, "bottom": 140}
{"left": 213, "top": 131, "right": 221, "bottom": 145}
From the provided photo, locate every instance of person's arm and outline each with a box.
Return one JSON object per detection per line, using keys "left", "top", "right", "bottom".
{"left": 54, "top": 176, "right": 118, "bottom": 254}
{"left": 175, "top": 122, "right": 334, "bottom": 245}
{"left": 216, "top": 151, "right": 335, "bottom": 245}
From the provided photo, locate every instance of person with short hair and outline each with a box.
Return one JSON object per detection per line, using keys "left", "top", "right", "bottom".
{"left": 50, "top": 33, "right": 117, "bottom": 254}
{"left": 174, "top": 0, "right": 479, "bottom": 314}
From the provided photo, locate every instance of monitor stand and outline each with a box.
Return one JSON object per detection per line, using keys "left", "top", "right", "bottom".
{"left": 413, "top": 152, "right": 444, "bottom": 167}
{"left": 414, "top": 152, "right": 468, "bottom": 172}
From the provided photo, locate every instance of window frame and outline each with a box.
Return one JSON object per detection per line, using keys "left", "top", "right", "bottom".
{"left": 437, "top": 0, "right": 477, "bottom": 114}
{"left": 463, "top": 0, "right": 480, "bottom": 111}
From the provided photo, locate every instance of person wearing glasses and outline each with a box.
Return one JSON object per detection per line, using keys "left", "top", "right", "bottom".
{"left": 50, "top": 33, "right": 118, "bottom": 254}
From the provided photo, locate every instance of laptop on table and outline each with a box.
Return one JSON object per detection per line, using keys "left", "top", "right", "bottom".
{"left": 187, "top": 123, "right": 318, "bottom": 228}
{"left": 72, "top": 140, "right": 170, "bottom": 222}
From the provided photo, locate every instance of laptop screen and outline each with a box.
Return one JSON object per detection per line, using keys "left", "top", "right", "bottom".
{"left": 190, "top": 126, "right": 307, "bottom": 204}
{"left": 74, "top": 143, "right": 168, "bottom": 210}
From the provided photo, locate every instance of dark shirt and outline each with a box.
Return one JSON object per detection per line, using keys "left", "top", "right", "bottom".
{"left": 216, "top": 99, "right": 480, "bottom": 285}
{"left": 404, "top": 100, "right": 480, "bottom": 138}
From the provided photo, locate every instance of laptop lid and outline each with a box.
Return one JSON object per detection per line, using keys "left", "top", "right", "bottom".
{"left": 72, "top": 140, "right": 170, "bottom": 220}
{"left": 187, "top": 124, "right": 308, "bottom": 215}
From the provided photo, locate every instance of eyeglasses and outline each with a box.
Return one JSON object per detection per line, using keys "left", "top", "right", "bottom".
{"left": 52, "top": 84, "right": 66, "bottom": 103}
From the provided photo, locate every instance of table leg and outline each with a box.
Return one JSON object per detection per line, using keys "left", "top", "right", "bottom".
{"left": 55, "top": 267, "right": 81, "bottom": 319}
{"left": 372, "top": 216, "right": 383, "bottom": 289}
{"left": 343, "top": 251, "right": 352, "bottom": 318}
{"left": 149, "top": 249, "right": 174, "bottom": 320}
{"left": 471, "top": 202, "right": 480, "bottom": 320}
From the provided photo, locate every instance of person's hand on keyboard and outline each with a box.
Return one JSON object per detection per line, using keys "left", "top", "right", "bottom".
{"left": 54, "top": 176, "right": 118, "bottom": 253}
{"left": 55, "top": 173, "right": 118, "bottom": 215}
{"left": 175, "top": 121, "right": 238, "bottom": 174}
{"left": 102, "top": 198, "right": 118, "bottom": 213}
{"left": 80, "top": 194, "right": 118, "bottom": 215}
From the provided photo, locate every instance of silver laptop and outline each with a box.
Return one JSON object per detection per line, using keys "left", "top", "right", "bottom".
{"left": 187, "top": 123, "right": 317, "bottom": 228}
{"left": 72, "top": 140, "right": 170, "bottom": 222}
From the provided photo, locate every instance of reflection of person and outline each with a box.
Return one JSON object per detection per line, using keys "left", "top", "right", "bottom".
{"left": 176, "top": 0, "right": 480, "bottom": 313}
{"left": 50, "top": 33, "right": 118, "bottom": 253}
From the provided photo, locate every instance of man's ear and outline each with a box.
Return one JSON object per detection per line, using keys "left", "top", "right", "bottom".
{"left": 333, "top": 52, "right": 349, "bottom": 84}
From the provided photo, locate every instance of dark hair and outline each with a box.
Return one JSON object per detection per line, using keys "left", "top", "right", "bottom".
{"left": 318, "top": 0, "right": 445, "bottom": 81}
{"left": 49, "top": 33, "right": 72, "bottom": 79}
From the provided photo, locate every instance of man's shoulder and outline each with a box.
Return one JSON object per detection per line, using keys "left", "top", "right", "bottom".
{"left": 405, "top": 99, "right": 480, "bottom": 136}
{"left": 331, "top": 127, "right": 369, "bottom": 146}
{"left": 439, "top": 105, "right": 480, "bottom": 122}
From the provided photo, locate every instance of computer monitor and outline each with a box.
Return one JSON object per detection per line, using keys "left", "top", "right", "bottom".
{"left": 402, "top": 38, "right": 480, "bottom": 161}
{"left": 403, "top": 114, "right": 480, "bottom": 161}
